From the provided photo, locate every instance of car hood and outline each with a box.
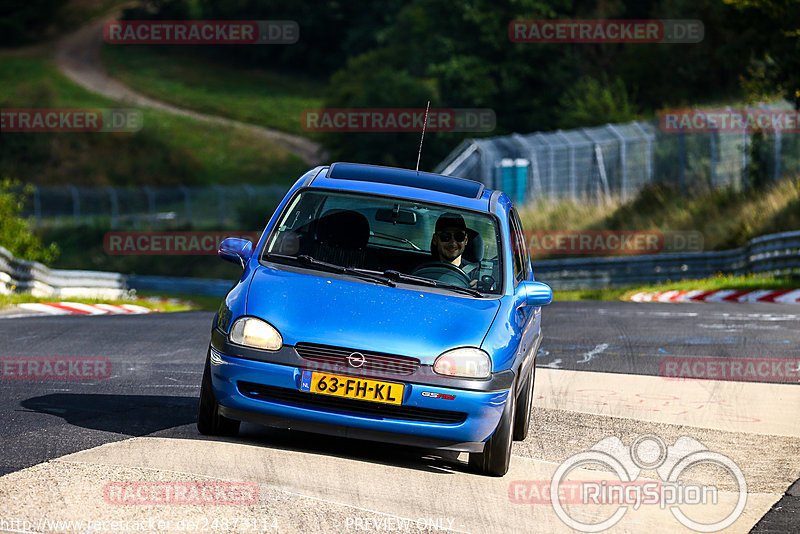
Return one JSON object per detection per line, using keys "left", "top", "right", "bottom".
{"left": 246, "top": 265, "right": 501, "bottom": 363}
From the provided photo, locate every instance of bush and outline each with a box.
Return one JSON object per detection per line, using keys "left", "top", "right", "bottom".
{"left": 0, "top": 178, "right": 59, "bottom": 264}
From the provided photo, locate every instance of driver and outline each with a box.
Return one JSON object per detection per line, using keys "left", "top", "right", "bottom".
{"left": 432, "top": 213, "right": 479, "bottom": 287}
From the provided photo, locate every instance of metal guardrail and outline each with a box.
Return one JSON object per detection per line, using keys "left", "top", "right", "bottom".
{"left": 535, "top": 230, "right": 800, "bottom": 289}
{"left": 0, "top": 246, "right": 128, "bottom": 299}
{"left": 126, "top": 275, "right": 235, "bottom": 297}
{"left": 5, "top": 231, "right": 797, "bottom": 299}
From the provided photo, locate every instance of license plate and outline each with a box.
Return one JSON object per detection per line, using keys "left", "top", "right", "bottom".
{"left": 299, "top": 370, "right": 404, "bottom": 405}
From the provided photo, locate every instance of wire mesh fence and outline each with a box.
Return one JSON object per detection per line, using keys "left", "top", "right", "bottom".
{"left": 22, "top": 184, "right": 288, "bottom": 229}
{"left": 435, "top": 102, "right": 800, "bottom": 202}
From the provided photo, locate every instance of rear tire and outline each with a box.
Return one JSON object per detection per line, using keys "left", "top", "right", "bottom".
{"left": 197, "top": 352, "right": 240, "bottom": 437}
{"left": 469, "top": 383, "right": 515, "bottom": 476}
{"left": 513, "top": 367, "right": 535, "bottom": 441}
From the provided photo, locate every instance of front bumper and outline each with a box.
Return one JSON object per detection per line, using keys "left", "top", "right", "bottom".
{"left": 208, "top": 334, "right": 513, "bottom": 451}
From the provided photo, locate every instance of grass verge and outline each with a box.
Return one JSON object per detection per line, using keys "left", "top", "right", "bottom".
{"left": 102, "top": 45, "right": 324, "bottom": 137}
{"left": 520, "top": 178, "right": 800, "bottom": 254}
{"left": 0, "top": 55, "right": 308, "bottom": 186}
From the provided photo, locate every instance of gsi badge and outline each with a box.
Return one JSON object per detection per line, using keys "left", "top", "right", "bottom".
{"left": 347, "top": 352, "right": 366, "bottom": 368}
{"left": 421, "top": 392, "right": 456, "bottom": 400}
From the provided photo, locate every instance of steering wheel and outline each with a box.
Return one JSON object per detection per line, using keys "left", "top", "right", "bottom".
{"left": 411, "top": 262, "right": 472, "bottom": 287}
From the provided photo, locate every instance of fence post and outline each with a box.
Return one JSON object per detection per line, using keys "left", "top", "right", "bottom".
{"left": 68, "top": 185, "right": 80, "bottom": 222}
{"left": 215, "top": 186, "right": 226, "bottom": 227}
{"left": 774, "top": 125, "right": 781, "bottom": 182}
{"left": 536, "top": 133, "right": 556, "bottom": 201}
{"left": 593, "top": 144, "right": 612, "bottom": 204}
{"left": 606, "top": 124, "right": 628, "bottom": 201}
{"left": 242, "top": 184, "right": 255, "bottom": 205}
{"left": 710, "top": 126, "right": 718, "bottom": 189}
{"left": 678, "top": 130, "right": 687, "bottom": 194}
{"left": 179, "top": 186, "right": 192, "bottom": 225}
{"left": 556, "top": 131, "right": 576, "bottom": 200}
{"left": 143, "top": 186, "right": 156, "bottom": 224}
{"left": 105, "top": 186, "right": 119, "bottom": 229}
{"left": 633, "top": 121, "right": 654, "bottom": 186}
{"left": 759, "top": 102, "right": 782, "bottom": 183}
{"left": 741, "top": 126, "right": 748, "bottom": 190}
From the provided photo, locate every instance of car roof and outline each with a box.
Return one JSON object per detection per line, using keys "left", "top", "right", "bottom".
{"left": 307, "top": 162, "right": 498, "bottom": 212}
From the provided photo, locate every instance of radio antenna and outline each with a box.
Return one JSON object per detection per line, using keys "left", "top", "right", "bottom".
{"left": 415, "top": 100, "right": 430, "bottom": 176}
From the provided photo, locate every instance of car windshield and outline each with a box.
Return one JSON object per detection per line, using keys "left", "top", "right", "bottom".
{"left": 261, "top": 189, "right": 503, "bottom": 295}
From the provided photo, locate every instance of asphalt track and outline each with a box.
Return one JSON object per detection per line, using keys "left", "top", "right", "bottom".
{"left": 0, "top": 301, "right": 798, "bottom": 533}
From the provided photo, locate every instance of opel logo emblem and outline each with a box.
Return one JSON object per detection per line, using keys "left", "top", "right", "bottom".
{"left": 347, "top": 352, "right": 366, "bottom": 368}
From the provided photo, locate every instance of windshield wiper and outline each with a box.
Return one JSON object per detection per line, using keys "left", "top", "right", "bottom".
{"left": 369, "top": 232, "right": 422, "bottom": 251}
{"left": 382, "top": 270, "right": 484, "bottom": 297}
{"left": 263, "top": 253, "right": 395, "bottom": 287}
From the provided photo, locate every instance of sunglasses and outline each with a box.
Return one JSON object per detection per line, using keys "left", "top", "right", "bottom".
{"left": 437, "top": 231, "right": 466, "bottom": 243}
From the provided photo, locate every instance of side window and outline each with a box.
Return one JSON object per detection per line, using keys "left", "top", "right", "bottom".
{"left": 511, "top": 208, "right": 531, "bottom": 280}
{"left": 508, "top": 209, "right": 526, "bottom": 283}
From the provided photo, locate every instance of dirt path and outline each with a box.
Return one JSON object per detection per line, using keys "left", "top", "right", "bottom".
{"left": 53, "top": 14, "right": 327, "bottom": 166}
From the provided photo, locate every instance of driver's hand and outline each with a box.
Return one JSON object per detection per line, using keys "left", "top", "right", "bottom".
{"left": 469, "top": 279, "right": 478, "bottom": 288}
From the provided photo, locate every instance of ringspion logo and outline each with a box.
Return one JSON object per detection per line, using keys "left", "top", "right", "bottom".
{"left": 550, "top": 434, "right": 746, "bottom": 532}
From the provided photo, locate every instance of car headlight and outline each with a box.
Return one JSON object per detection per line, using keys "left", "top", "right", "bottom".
{"left": 229, "top": 317, "right": 282, "bottom": 351}
{"left": 433, "top": 348, "right": 491, "bottom": 379}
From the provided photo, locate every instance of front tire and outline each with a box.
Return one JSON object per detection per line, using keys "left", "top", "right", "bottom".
{"left": 197, "top": 352, "right": 240, "bottom": 437}
{"left": 513, "top": 367, "right": 535, "bottom": 441}
{"left": 469, "top": 383, "right": 515, "bottom": 476}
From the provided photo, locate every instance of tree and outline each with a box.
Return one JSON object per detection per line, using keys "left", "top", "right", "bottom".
{"left": 0, "top": 179, "right": 59, "bottom": 264}
{"left": 723, "top": 0, "right": 800, "bottom": 107}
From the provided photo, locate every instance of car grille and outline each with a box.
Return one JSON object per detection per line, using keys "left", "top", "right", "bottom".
{"left": 238, "top": 381, "right": 466, "bottom": 425}
{"left": 295, "top": 342, "right": 421, "bottom": 376}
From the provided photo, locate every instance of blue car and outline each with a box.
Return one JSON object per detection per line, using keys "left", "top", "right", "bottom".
{"left": 197, "top": 162, "right": 552, "bottom": 476}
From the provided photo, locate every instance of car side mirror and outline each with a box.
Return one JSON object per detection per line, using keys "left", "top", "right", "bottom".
{"left": 218, "top": 237, "right": 252, "bottom": 268}
{"left": 515, "top": 280, "right": 553, "bottom": 307}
